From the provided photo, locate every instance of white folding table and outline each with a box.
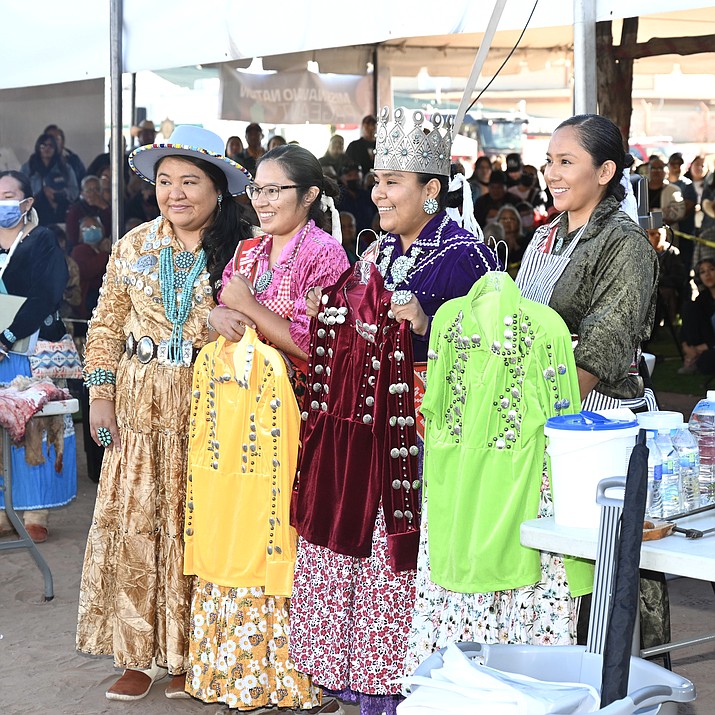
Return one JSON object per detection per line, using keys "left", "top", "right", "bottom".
{"left": 521, "top": 510, "right": 715, "bottom": 657}
{"left": 0, "top": 398, "right": 79, "bottom": 601}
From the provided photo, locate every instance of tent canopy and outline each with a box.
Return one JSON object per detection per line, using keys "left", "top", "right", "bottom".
{"left": 260, "top": 8, "right": 715, "bottom": 79}
{"left": 2, "top": 0, "right": 715, "bottom": 90}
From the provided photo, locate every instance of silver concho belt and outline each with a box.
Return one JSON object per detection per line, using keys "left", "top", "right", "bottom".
{"left": 125, "top": 333, "right": 198, "bottom": 367}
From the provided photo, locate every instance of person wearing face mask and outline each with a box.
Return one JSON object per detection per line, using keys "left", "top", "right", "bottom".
{"left": 337, "top": 162, "right": 376, "bottom": 235}
{"left": 0, "top": 171, "right": 75, "bottom": 544}
{"left": 70, "top": 215, "right": 118, "bottom": 492}
{"left": 71, "top": 216, "right": 111, "bottom": 319}
{"left": 65, "top": 175, "right": 112, "bottom": 248}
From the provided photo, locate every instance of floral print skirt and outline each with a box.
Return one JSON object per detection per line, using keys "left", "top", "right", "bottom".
{"left": 404, "top": 472, "right": 579, "bottom": 676}
{"left": 289, "top": 507, "right": 416, "bottom": 696}
{"left": 186, "top": 579, "right": 321, "bottom": 710}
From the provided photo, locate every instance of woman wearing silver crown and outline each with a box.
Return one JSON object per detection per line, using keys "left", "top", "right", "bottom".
{"left": 76, "top": 126, "right": 253, "bottom": 701}
{"left": 289, "top": 107, "right": 498, "bottom": 715}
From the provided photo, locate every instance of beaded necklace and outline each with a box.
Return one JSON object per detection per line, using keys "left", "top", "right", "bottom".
{"left": 254, "top": 222, "right": 311, "bottom": 293}
{"left": 153, "top": 219, "right": 207, "bottom": 365}
{"left": 378, "top": 213, "right": 450, "bottom": 291}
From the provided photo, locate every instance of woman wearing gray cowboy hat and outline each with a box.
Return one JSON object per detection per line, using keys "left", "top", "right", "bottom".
{"left": 76, "top": 125, "right": 253, "bottom": 701}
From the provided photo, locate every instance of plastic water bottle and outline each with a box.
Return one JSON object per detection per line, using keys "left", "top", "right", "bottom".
{"left": 688, "top": 390, "right": 715, "bottom": 505}
{"left": 645, "top": 429, "right": 663, "bottom": 519}
{"left": 672, "top": 423, "right": 700, "bottom": 512}
{"left": 654, "top": 428, "right": 680, "bottom": 517}
{"left": 636, "top": 411, "right": 683, "bottom": 516}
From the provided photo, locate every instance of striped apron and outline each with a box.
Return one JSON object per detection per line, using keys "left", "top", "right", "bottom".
{"left": 516, "top": 215, "right": 656, "bottom": 412}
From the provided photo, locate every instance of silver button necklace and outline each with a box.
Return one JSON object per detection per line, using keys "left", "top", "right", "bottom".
{"left": 254, "top": 222, "right": 311, "bottom": 293}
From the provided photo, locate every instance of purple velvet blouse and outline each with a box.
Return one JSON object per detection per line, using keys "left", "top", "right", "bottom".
{"left": 369, "top": 212, "right": 499, "bottom": 361}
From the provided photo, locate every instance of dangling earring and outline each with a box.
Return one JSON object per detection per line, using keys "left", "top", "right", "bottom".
{"left": 217, "top": 194, "right": 223, "bottom": 212}
{"left": 423, "top": 197, "right": 439, "bottom": 215}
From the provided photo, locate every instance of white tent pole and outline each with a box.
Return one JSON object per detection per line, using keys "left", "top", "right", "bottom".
{"left": 110, "top": 0, "right": 125, "bottom": 243}
{"left": 130, "top": 73, "right": 137, "bottom": 136}
{"left": 573, "top": 0, "right": 598, "bottom": 114}
{"left": 372, "top": 45, "right": 379, "bottom": 116}
{"left": 454, "top": 0, "right": 508, "bottom": 135}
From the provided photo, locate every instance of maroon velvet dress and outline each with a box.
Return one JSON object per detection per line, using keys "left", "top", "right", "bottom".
{"left": 292, "top": 263, "right": 422, "bottom": 571}
{"left": 288, "top": 212, "right": 498, "bottom": 715}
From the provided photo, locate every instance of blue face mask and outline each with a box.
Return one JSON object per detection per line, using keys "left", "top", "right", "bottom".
{"left": 0, "top": 199, "right": 27, "bottom": 229}
{"left": 81, "top": 225, "right": 104, "bottom": 245}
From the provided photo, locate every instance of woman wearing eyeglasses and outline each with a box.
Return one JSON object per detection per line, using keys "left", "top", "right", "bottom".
{"left": 188, "top": 144, "right": 349, "bottom": 712}
{"left": 207, "top": 144, "right": 349, "bottom": 396}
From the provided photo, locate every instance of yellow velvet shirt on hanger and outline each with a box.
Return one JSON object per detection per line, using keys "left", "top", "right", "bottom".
{"left": 184, "top": 330, "right": 300, "bottom": 597}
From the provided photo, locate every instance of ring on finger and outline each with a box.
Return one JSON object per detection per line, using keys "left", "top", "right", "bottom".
{"left": 97, "top": 426, "right": 112, "bottom": 447}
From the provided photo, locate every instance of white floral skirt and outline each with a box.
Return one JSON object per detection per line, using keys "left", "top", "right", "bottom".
{"left": 186, "top": 578, "right": 321, "bottom": 710}
{"left": 404, "top": 471, "right": 579, "bottom": 676}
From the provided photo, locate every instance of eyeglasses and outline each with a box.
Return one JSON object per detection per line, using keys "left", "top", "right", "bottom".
{"left": 246, "top": 183, "right": 301, "bottom": 201}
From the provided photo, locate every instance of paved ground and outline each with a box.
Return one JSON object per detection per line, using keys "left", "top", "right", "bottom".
{"left": 657, "top": 392, "right": 701, "bottom": 422}
{"left": 0, "top": 415, "right": 712, "bottom": 714}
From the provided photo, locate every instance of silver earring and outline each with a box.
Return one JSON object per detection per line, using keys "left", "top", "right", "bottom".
{"left": 217, "top": 194, "right": 223, "bottom": 212}
{"left": 423, "top": 197, "right": 439, "bottom": 215}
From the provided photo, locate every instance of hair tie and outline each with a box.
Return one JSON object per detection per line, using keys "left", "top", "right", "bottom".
{"left": 445, "top": 172, "right": 483, "bottom": 239}
{"left": 320, "top": 194, "right": 342, "bottom": 242}
{"left": 620, "top": 168, "right": 639, "bottom": 224}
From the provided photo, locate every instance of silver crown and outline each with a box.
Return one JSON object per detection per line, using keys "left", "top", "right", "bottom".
{"left": 374, "top": 106, "right": 453, "bottom": 177}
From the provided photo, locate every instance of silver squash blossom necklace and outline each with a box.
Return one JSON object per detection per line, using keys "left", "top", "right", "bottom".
{"left": 254, "top": 223, "right": 311, "bottom": 293}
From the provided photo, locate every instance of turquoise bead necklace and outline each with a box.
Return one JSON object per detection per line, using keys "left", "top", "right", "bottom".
{"left": 153, "top": 218, "right": 207, "bottom": 365}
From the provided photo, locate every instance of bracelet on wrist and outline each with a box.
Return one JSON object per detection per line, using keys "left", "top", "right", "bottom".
{"left": 83, "top": 367, "right": 117, "bottom": 387}
{"left": 2, "top": 328, "right": 17, "bottom": 346}
{"left": 207, "top": 310, "right": 217, "bottom": 332}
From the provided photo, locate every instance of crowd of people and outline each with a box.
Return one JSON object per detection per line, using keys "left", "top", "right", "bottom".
{"left": 0, "top": 105, "right": 711, "bottom": 714}
{"left": 65, "top": 108, "right": 655, "bottom": 714}
{"left": 11, "top": 115, "right": 713, "bottom": 363}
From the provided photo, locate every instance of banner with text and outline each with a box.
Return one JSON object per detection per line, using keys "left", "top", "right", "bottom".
{"left": 220, "top": 67, "right": 372, "bottom": 125}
